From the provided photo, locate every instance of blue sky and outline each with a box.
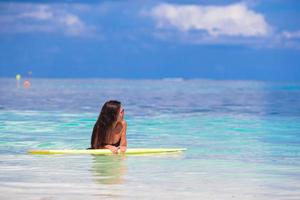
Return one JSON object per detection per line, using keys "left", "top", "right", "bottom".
{"left": 0, "top": 0, "right": 299, "bottom": 80}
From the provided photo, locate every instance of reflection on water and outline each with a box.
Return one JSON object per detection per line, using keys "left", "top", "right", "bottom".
{"left": 91, "top": 155, "right": 127, "bottom": 185}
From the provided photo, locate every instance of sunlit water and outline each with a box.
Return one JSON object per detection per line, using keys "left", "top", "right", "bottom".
{"left": 0, "top": 78, "right": 300, "bottom": 199}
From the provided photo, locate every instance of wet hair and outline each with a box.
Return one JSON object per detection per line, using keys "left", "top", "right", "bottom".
{"left": 90, "top": 100, "right": 121, "bottom": 149}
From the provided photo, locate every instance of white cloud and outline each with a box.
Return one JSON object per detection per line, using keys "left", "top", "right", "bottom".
{"left": 282, "top": 30, "right": 300, "bottom": 39}
{"left": 19, "top": 5, "right": 53, "bottom": 20}
{"left": 57, "top": 13, "right": 89, "bottom": 36}
{"left": 149, "top": 2, "right": 271, "bottom": 38}
{"left": 0, "top": 3, "right": 96, "bottom": 37}
{"left": 277, "top": 30, "right": 300, "bottom": 49}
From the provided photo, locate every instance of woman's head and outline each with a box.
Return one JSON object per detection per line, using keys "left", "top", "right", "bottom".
{"left": 90, "top": 100, "right": 124, "bottom": 149}
{"left": 98, "top": 100, "right": 122, "bottom": 125}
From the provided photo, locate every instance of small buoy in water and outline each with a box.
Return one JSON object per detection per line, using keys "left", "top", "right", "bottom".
{"left": 23, "top": 80, "right": 31, "bottom": 88}
{"left": 16, "top": 74, "right": 21, "bottom": 81}
{"left": 16, "top": 74, "right": 21, "bottom": 88}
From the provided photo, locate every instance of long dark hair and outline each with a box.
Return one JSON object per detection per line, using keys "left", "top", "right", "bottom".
{"left": 90, "top": 100, "right": 121, "bottom": 149}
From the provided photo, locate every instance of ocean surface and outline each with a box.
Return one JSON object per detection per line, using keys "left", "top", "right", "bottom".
{"left": 0, "top": 78, "right": 300, "bottom": 200}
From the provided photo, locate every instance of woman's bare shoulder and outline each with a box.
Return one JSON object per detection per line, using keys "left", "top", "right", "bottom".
{"left": 114, "top": 120, "right": 126, "bottom": 132}
{"left": 118, "top": 120, "right": 127, "bottom": 129}
{"left": 121, "top": 120, "right": 127, "bottom": 126}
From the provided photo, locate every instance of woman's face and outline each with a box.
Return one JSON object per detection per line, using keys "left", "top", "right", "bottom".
{"left": 117, "top": 106, "right": 124, "bottom": 122}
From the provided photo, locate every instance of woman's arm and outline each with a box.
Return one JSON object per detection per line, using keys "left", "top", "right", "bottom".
{"left": 120, "top": 120, "right": 127, "bottom": 152}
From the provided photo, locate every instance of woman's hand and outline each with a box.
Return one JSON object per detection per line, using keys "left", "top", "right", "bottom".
{"left": 104, "top": 145, "right": 119, "bottom": 154}
{"left": 110, "top": 146, "right": 119, "bottom": 154}
{"left": 120, "top": 146, "right": 127, "bottom": 153}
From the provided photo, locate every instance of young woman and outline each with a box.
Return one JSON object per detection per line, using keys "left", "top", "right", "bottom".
{"left": 89, "top": 100, "right": 127, "bottom": 153}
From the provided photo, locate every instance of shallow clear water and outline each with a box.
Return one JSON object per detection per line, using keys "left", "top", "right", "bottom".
{"left": 0, "top": 78, "right": 300, "bottom": 199}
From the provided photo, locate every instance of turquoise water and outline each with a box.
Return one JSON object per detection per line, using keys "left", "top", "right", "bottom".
{"left": 0, "top": 78, "right": 300, "bottom": 199}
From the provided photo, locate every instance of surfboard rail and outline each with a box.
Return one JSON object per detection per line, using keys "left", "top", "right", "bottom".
{"left": 28, "top": 148, "right": 187, "bottom": 155}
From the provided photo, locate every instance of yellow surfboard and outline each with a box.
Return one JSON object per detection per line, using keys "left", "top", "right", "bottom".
{"left": 28, "top": 148, "right": 187, "bottom": 155}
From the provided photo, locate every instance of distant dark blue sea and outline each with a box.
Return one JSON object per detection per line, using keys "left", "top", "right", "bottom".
{"left": 0, "top": 78, "right": 300, "bottom": 199}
